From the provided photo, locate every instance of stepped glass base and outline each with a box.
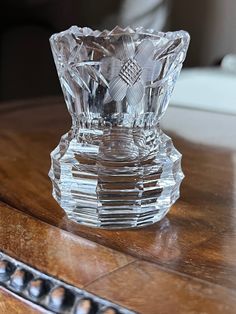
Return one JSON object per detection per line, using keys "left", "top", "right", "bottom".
{"left": 49, "top": 124, "right": 184, "bottom": 229}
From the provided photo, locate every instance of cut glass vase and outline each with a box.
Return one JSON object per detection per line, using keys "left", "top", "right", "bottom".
{"left": 49, "top": 26, "right": 190, "bottom": 229}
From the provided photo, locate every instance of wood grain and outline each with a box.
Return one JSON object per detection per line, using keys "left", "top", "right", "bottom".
{"left": 87, "top": 261, "right": 236, "bottom": 314}
{"left": 0, "top": 287, "right": 48, "bottom": 314}
{"left": 0, "top": 97, "right": 236, "bottom": 313}
{"left": 173, "top": 224, "right": 236, "bottom": 290}
{"left": 0, "top": 202, "right": 134, "bottom": 288}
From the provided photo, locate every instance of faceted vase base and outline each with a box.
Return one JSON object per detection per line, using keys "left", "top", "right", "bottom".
{"left": 49, "top": 127, "right": 184, "bottom": 229}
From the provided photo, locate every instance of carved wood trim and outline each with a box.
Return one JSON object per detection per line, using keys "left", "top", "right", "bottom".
{"left": 0, "top": 252, "right": 136, "bottom": 314}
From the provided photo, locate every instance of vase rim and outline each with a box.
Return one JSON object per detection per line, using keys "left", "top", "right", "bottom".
{"left": 50, "top": 25, "right": 190, "bottom": 43}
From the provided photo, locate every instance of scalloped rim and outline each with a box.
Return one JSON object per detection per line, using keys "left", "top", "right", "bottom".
{"left": 50, "top": 25, "right": 190, "bottom": 43}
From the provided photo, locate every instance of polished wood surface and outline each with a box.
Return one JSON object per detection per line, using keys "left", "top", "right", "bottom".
{"left": 0, "top": 96, "right": 236, "bottom": 313}
{"left": 88, "top": 261, "right": 236, "bottom": 314}
{"left": 0, "top": 202, "right": 133, "bottom": 288}
{"left": 0, "top": 288, "right": 47, "bottom": 313}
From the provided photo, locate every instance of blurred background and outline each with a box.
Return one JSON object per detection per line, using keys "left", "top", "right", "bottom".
{"left": 0, "top": 0, "right": 236, "bottom": 114}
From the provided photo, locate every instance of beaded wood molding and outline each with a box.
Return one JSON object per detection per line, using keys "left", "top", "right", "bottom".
{"left": 0, "top": 251, "right": 136, "bottom": 314}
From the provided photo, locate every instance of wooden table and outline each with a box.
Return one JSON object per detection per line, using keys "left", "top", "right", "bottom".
{"left": 0, "top": 96, "right": 236, "bottom": 313}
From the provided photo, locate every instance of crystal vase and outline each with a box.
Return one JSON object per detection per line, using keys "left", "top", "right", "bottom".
{"left": 49, "top": 26, "right": 190, "bottom": 229}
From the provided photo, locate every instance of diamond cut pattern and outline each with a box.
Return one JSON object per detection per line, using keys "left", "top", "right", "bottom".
{"left": 119, "top": 58, "right": 142, "bottom": 86}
